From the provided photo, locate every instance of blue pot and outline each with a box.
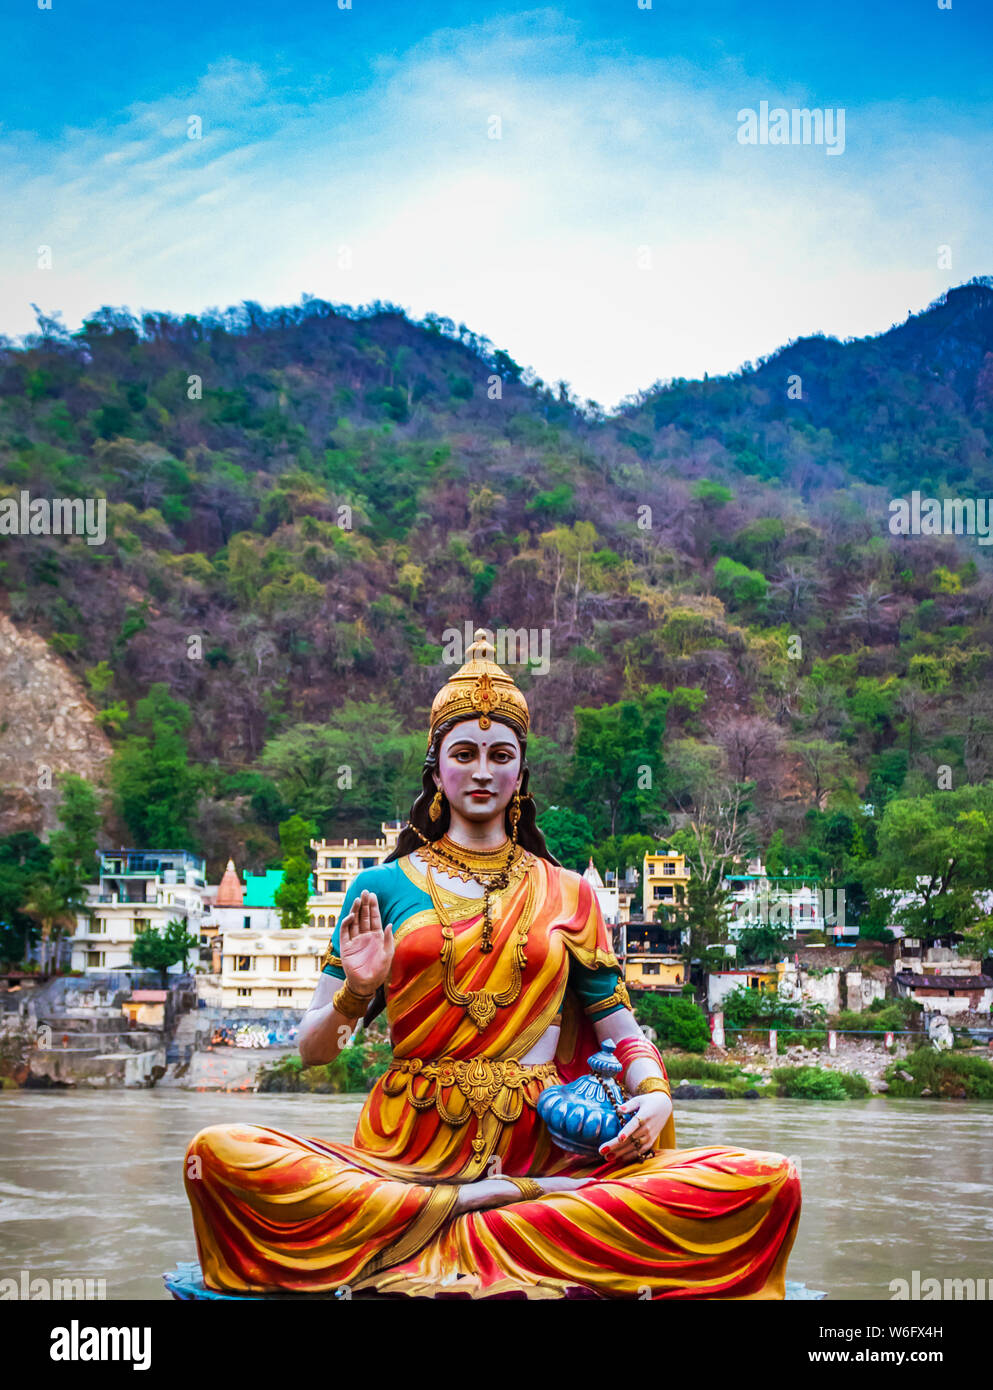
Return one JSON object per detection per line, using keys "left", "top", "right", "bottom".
{"left": 536, "top": 1038, "right": 627, "bottom": 1156}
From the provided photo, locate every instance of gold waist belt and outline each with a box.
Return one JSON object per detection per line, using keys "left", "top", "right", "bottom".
{"left": 383, "top": 1055, "right": 559, "bottom": 1124}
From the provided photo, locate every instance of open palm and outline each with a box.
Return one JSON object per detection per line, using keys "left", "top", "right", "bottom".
{"left": 339, "top": 890, "right": 394, "bottom": 994}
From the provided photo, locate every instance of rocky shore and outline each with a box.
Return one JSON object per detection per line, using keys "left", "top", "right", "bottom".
{"left": 718, "top": 1038, "right": 906, "bottom": 1094}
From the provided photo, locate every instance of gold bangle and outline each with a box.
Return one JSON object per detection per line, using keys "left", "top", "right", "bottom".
{"left": 634, "top": 1076, "right": 672, "bottom": 1098}
{"left": 320, "top": 943, "right": 341, "bottom": 972}
{"left": 333, "top": 982, "right": 374, "bottom": 1021}
{"left": 504, "top": 1175, "right": 544, "bottom": 1202}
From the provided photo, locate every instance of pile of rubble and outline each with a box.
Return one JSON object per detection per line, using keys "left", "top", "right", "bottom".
{"left": 723, "top": 1037, "right": 910, "bottom": 1092}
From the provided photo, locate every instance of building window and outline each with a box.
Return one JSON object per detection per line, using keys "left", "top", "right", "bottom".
{"left": 663, "top": 862, "right": 675, "bottom": 875}
{"left": 243, "top": 915, "right": 251, "bottom": 929}
{"left": 236, "top": 955, "right": 251, "bottom": 972}
{"left": 277, "top": 956, "right": 295, "bottom": 973}
{"left": 326, "top": 880, "right": 346, "bottom": 893}
{"left": 236, "top": 988, "right": 252, "bottom": 998}
{"left": 134, "top": 918, "right": 151, "bottom": 935}
{"left": 360, "top": 857, "right": 377, "bottom": 868}
{"left": 329, "top": 857, "right": 344, "bottom": 868}
{"left": 87, "top": 951, "right": 104, "bottom": 968}
{"left": 644, "top": 962, "right": 660, "bottom": 975}
{"left": 277, "top": 988, "right": 292, "bottom": 998}
{"left": 318, "top": 915, "right": 327, "bottom": 929}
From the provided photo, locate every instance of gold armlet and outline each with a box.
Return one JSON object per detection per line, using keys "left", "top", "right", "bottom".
{"left": 504, "top": 1176, "right": 544, "bottom": 1202}
{"left": 634, "top": 1076, "right": 672, "bottom": 1098}
{"left": 333, "top": 982, "right": 374, "bottom": 1021}
{"left": 320, "top": 944, "right": 342, "bottom": 971}
{"left": 585, "top": 982, "right": 633, "bottom": 1018}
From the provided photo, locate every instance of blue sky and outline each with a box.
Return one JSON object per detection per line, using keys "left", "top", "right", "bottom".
{"left": 2, "top": 0, "right": 991, "bottom": 406}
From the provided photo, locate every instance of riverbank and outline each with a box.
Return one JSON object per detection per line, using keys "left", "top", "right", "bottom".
{"left": 667, "top": 1040, "right": 993, "bottom": 1100}
{"left": 7, "top": 1025, "right": 993, "bottom": 1100}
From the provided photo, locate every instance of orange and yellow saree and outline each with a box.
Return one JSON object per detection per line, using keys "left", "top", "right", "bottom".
{"left": 184, "top": 856, "right": 800, "bottom": 1299}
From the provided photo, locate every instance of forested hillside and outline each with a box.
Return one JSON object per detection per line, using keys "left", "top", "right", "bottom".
{"left": 2, "top": 278, "right": 993, "bottom": 950}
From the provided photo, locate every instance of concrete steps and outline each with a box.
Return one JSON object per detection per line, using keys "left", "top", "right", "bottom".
{"left": 30, "top": 1046, "right": 166, "bottom": 1087}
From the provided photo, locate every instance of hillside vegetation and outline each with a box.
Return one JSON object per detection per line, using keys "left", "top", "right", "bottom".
{"left": 2, "top": 280, "right": 993, "bottom": 963}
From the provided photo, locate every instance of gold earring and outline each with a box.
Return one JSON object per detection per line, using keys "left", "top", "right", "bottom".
{"left": 509, "top": 790, "right": 522, "bottom": 838}
{"left": 429, "top": 789, "right": 444, "bottom": 822}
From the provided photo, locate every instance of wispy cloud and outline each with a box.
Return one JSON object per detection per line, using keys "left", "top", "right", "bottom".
{"left": 2, "top": 11, "right": 990, "bottom": 406}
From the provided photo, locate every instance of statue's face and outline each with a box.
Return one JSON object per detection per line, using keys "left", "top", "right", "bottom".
{"left": 434, "top": 719, "right": 523, "bottom": 824}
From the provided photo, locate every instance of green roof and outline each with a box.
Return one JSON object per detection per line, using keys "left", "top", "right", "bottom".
{"left": 725, "top": 874, "right": 821, "bottom": 883}
{"left": 242, "top": 869, "right": 315, "bottom": 908}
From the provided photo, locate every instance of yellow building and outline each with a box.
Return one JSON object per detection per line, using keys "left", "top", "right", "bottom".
{"left": 609, "top": 849, "right": 692, "bottom": 994}
{"left": 624, "top": 953, "right": 686, "bottom": 992}
{"left": 642, "top": 850, "right": 691, "bottom": 920}
{"left": 308, "top": 822, "right": 404, "bottom": 929}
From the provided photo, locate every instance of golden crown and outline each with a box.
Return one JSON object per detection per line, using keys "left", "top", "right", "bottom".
{"left": 429, "top": 629, "right": 530, "bottom": 745}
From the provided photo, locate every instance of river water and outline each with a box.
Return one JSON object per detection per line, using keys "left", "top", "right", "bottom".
{"left": 1, "top": 1090, "right": 991, "bottom": 1300}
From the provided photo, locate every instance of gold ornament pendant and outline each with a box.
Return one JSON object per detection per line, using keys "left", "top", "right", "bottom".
{"left": 430, "top": 869, "right": 536, "bottom": 1031}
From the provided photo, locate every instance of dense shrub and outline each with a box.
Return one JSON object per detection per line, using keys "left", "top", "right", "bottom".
{"left": 722, "top": 985, "right": 806, "bottom": 1032}
{"left": 713, "top": 555, "right": 768, "bottom": 607}
{"left": 663, "top": 1056, "right": 730, "bottom": 1081}
{"left": 884, "top": 1046, "right": 993, "bottom": 1099}
{"left": 837, "top": 1071, "right": 872, "bottom": 1097}
{"left": 634, "top": 994, "right": 710, "bottom": 1053}
{"left": 772, "top": 1065, "right": 848, "bottom": 1099}
{"left": 257, "top": 1041, "right": 393, "bottom": 1093}
{"left": 835, "top": 997, "right": 921, "bottom": 1035}
{"left": 660, "top": 1054, "right": 762, "bottom": 1083}
{"left": 777, "top": 1030, "right": 827, "bottom": 1049}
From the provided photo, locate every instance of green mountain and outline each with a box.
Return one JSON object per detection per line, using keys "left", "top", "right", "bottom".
{"left": 2, "top": 279, "right": 992, "bottom": 878}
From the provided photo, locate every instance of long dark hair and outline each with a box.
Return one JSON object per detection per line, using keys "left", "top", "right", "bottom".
{"left": 359, "top": 714, "right": 559, "bottom": 1029}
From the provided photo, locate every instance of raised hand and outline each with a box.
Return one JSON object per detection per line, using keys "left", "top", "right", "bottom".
{"left": 339, "top": 890, "right": 394, "bottom": 996}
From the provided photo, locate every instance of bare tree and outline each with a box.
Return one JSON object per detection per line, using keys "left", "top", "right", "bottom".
{"left": 716, "top": 715, "right": 783, "bottom": 783}
{"left": 767, "top": 562, "right": 822, "bottom": 622}
{"left": 842, "top": 582, "right": 894, "bottom": 643}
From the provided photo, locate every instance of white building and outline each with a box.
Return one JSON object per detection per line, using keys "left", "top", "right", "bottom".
{"left": 71, "top": 850, "right": 206, "bottom": 973}
{"left": 883, "top": 884, "right": 993, "bottom": 933}
{"left": 582, "top": 858, "right": 619, "bottom": 927}
{"left": 723, "top": 862, "right": 856, "bottom": 943}
{"left": 892, "top": 941, "right": 993, "bottom": 1017}
{"left": 308, "top": 821, "right": 403, "bottom": 929}
{"left": 218, "top": 926, "right": 334, "bottom": 1009}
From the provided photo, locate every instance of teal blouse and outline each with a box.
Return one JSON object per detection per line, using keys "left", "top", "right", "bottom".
{"left": 322, "top": 859, "right": 627, "bottom": 1019}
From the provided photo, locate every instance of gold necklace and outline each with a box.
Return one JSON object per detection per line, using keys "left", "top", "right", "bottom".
{"left": 408, "top": 828, "right": 531, "bottom": 952}
{"left": 428, "top": 866, "right": 535, "bottom": 1031}
{"left": 420, "top": 835, "right": 528, "bottom": 884}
